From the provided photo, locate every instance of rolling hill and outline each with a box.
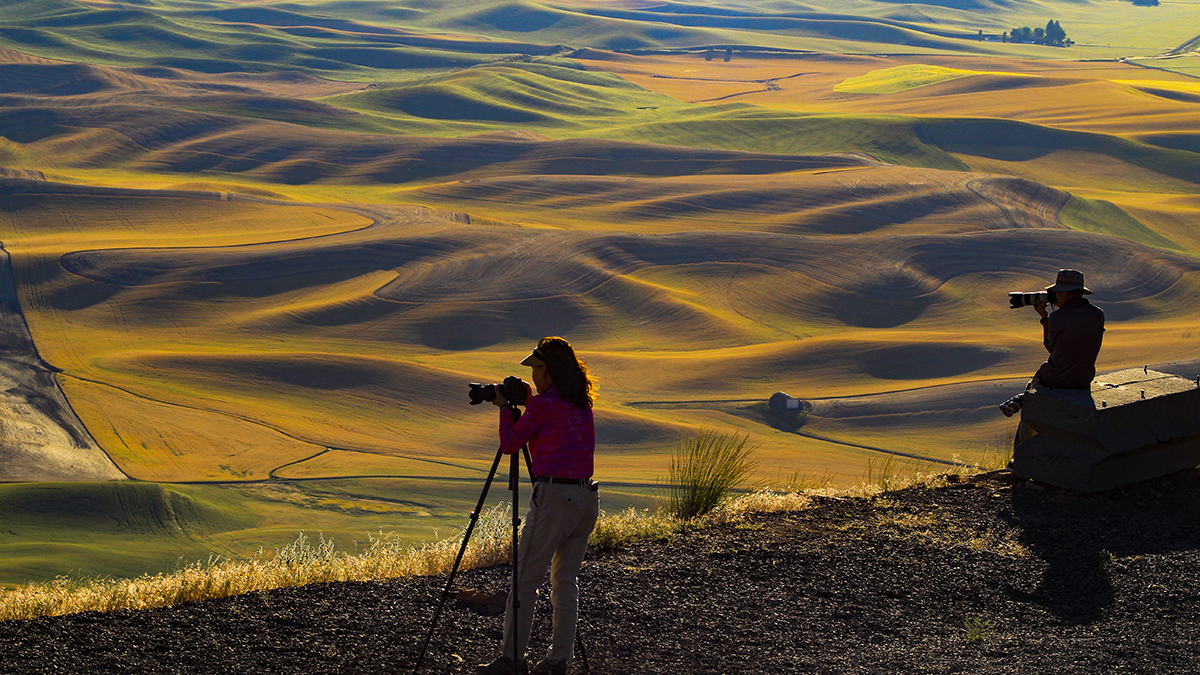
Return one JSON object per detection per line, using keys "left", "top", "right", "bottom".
{"left": 1, "top": 0, "right": 1199, "bottom": 584}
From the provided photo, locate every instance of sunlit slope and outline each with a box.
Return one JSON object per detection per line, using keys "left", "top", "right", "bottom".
{"left": 0, "top": 60, "right": 911, "bottom": 182}
{"left": 5, "top": 47, "right": 1200, "bottom": 206}
{"left": 0, "top": 0, "right": 543, "bottom": 79}
{"left": 323, "top": 61, "right": 684, "bottom": 132}
{"left": 0, "top": 0, "right": 1016, "bottom": 75}
{"left": 7, "top": 51, "right": 1200, "bottom": 212}
{"left": 599, "top": 53, "right": 1196, "bottom": 127}
{"left": 2, "top": 0, "right": 1194, "bottom": 76}
{"left": 589, "top": 53, "right": 1200, "bottom": 251}
{"left": 0, "top": 237, "right": 124, "bottom": 482}
{"left": 1, "top": 0, "right": 1198, "bottom": 588}
{"left": 5, "top": 171, "right": 1200, "bottom": 490}
{"left": 2, "top": 45, "right": 1198, "bottom": 488}
{"left": 408, "top": 169, "right": 1074, "bottom": 235}
{"left": 596, "top": 55, "right": 1200, "bottom": 166}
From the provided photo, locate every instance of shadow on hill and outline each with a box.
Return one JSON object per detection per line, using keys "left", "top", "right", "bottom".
{"left": 366, "top": 88, "right": 547, "bottom": 123}
{"left": 1003, "top": 470, "right": 1200, "bottom": 624}
{"left": 921, "top": 118, "right": 1200, "bottom": 186}
{"left": 408, "top": 297, "right": 593, "bottom": 351}
{"left": 106, "top": 351, "right": 470, "bottom": 411}
{"left": 861, "top": 342, "right": 1009, "bottom": 380}
{"left": 0, "top": 63, "right": 130, "bottom": 96}
{"left": 735, "top": 401, "right": 809, "bottom": 432}
{"left": 828, "top": 267, "right": 939, "bottom": 328}
{"left": 0, "top": 481, "right": 249, "bottom": 537}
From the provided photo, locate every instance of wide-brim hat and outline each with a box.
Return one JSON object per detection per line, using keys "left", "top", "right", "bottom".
{"left": 1046, "top": 268, "right": 1091, "bottom": 294}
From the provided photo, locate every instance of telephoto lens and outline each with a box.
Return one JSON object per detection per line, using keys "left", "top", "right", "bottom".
{"left": 1008, "top": 290, "right": 1054, "bottom": 309}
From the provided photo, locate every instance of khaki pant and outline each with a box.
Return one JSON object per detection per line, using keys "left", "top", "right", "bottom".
{"left": 502, "top": 481, "right": 599, "bottom": 663}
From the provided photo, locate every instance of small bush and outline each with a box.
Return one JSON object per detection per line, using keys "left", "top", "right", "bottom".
{"left": 964, "top": 615, "right": 995, "bottom": 642}
{"left": 666, "top": 429, "right": 758, "bottom": 520}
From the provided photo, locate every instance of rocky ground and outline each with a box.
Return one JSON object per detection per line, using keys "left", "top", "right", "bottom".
{"left": 2, "top": 469, "right": 1199, "bottom": 674}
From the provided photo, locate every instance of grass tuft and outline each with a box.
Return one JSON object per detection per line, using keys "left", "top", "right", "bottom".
{"left": 964, "top": 615, "right": 995, "bottom": 642}
{"left": 666, "top": 429, "right": 759, "bottom": 520}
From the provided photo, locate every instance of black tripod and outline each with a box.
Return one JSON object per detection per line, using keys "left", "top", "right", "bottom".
{"left": 412, "top": 407, "right": 591, "bottom": 675}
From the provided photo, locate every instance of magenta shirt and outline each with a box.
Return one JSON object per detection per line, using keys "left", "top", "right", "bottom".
{"left": 499, "top": 386, "right": 595, "bottom": 479}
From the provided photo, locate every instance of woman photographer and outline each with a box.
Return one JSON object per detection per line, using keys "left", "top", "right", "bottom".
{"left": 477, "top": 336, "right": 599, "bottom": 675}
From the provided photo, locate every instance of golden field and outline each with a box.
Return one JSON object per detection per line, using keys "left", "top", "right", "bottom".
{"left": 1, "top": 0, "right": 1199, "bottom": 582}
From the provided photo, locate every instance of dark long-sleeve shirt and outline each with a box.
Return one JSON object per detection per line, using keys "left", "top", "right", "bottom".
{"left": 499, "top": 386, "right": 594, "bottom": 479}
{"left": 1035, "top": 297, "right": 1105, "bottom": 389}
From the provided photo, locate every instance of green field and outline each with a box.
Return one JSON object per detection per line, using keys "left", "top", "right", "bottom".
{"left": 1, "top": 0, "right": 1199, "bottom": 586}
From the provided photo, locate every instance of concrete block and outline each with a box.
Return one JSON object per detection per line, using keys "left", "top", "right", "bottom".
{"left": 1011, "top": 367, "right": 1200, "bottom": 492}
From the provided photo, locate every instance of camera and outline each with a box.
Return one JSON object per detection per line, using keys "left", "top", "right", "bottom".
{"left": 1008, "top": 290, "right": 1056, "bottom": 309}
{"left": 468, "top": 376, "right": 530, "bottom": 406}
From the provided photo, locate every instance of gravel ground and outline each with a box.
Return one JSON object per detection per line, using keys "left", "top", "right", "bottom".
{"left": 2, "top": 469, "right": 1199, "bottom": 674}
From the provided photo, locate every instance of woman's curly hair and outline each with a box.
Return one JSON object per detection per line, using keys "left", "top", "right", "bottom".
{"left": 536, "top": 336, "right": 596, "bottom": 409}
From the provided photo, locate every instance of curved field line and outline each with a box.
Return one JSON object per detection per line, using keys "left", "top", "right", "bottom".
{"left": 267, "top": 448, "right": 333, "bottom": 480}
{"left": 273, "top": 445, "right": 489, "bottom": 478}
{"left": 61, "top": 374, "right": 480, "bottom": 480}
{"left": 794, "top": 430, "right": 964, "bottom": 468}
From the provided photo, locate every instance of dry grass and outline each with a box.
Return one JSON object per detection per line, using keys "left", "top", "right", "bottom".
{"left": 0, "top": 454, "right": 1015, "bottom": 623}
{"left": 868, "top": 508, "right": 1029, "bottom": 559}
{"left": 853, "top": 443, "right": 1013, "bottom": 499}
{"left": 0, "top": 504, "right": 516, "bottom": 623}
{"left": 589, "top": 507, "right": 681, "bottom": 552}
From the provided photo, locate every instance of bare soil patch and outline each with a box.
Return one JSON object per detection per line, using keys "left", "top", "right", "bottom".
{"left": 2, "top": 471, "right": 1197, "bottom": 673}
{"left": 0, "top": 242, "right": 122, "bottom": 481}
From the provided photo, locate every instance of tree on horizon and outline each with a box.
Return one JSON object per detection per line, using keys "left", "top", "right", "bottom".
{"left": 1008, "top": 20, "right": 1068, "bottom": 47}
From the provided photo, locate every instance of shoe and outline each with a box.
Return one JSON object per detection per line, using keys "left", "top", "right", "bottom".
{"left": 476, "top": 657, "right": 529, "bottom": 675}
{"left": 998, "top": 397, "right": 1022, "bottom": 418}
{"left": 531, "top": 659, "right": 568, "bottom": 675}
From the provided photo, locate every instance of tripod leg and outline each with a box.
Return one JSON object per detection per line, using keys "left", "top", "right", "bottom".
{"left": 575, "top": 630, "right": 591, "bottom": 674}
{"left": 523, "top": 445, "right": 535, "bottom": 484}
{"left": 510, "top": 448, "right": 522, "bottom": 675}
{"left": 412, "top": 446, "right": 505, "bottom": 675}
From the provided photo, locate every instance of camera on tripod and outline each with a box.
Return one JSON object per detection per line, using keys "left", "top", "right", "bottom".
{"left": 1008, "top": 290, "right": 1057, "bottom": 309}
{"left": 468, "top": 376, "right": 530, "bottom": 406}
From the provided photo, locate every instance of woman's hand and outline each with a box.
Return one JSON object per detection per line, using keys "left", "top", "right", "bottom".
{"left": 492, "top": 390, "right": 509, "bottom": 407}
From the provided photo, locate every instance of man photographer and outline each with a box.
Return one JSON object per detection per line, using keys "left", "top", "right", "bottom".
{"left": 477, "top": 336, "right": 599, "bottom": 675}
{"left": 999, "top": 269, "right": 1105, "bottom": 417}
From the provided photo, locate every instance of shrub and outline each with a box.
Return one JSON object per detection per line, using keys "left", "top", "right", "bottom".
{"left": 964, "top": 615, "right": 995, "bottom": 642}
{"left": 666, "top": 429, "right": 758, "bottom": 520}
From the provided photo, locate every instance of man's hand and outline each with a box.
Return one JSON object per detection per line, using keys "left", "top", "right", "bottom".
{"left": 1033, "top": 295, "right": 1049, "bottom": 319}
